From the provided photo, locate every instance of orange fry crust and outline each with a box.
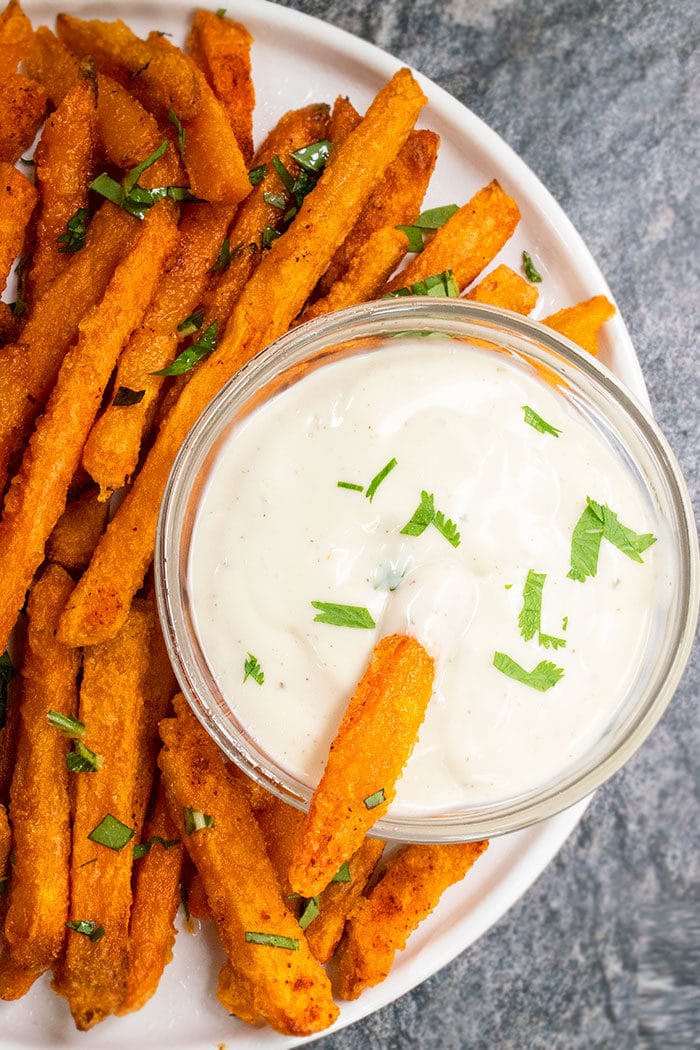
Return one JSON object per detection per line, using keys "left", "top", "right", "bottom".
{"left": 158, "top": 695, "right": 339, "bottom": 1036}
{"left": 335, "top": 840, "right": 489, "bottom": 999}
{"left": 465, "top": 262, "right": 538, "bottom": 314}
{"left": 289, "top": 634, "right": 435, "bottom": 899}
{"left": 0, "top": 73, "right": 47, "bottom": 164}
{"left": 0, "top": 162, "right": 36, "bottom": 293}
{"left": 0, "top": 0, "right": 34, "bottom": 80}
{"left": 46, "top": 486, "right": 109, "bottom": 572}
{"left": 543, "top": 294, "right": 616, "bottom": 356}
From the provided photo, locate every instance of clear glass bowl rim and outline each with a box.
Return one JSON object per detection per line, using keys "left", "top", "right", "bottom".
{"left": 155, "top": 299, "right": 699, "bottom": 842}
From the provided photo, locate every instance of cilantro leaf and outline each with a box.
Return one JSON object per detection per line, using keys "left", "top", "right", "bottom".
{"left": 396, "top": 204, "right": 458, "bottom": 251}
{"left": 57, "top": 207, "right": 89, "bottom": 253}
{"left": 177, "top": 308, "right": 205, "bottom": 336}
{"left": 400, "top": 490, "right": 435, "bottom": 537}
{"left": 90, "top": 141, "right": 197, "bottom": 220}
{"left": 385, "top": 269, "right": 459, "bottom": 299}
{"left": 113, "top": 386, "right": 145, "bottom": 407}
{"left": 363, "top": 788, "right": 386, "bottom": 810}
{"left": 167, "top": 108, "right": 186, "bottom": 157}
{"left": 332, "top": 861, "right": 352, "bottom": 883}
{"left": 522, "top": 405, "right": 561, "bottom": 437}
{"left": 151, "top": 321, "right": 218, "bottom": 376}
{"left": 298, "top": 896, "right": 320, "bottom": 930}
{"left": 245, "top": 931, "right": 299, "bottom": 950}
{"left": 311, "top": 602, "right": 376, "bottom": 629}
{"left": 133, "top": 835, "right": 180, "bottom": 860}
{"left": 365, "top": 458, "right": 397, "bottom": 503}
{"left": 248, "top": 164, "right": 266, "bottom": 186}
{"left": 47, "top": 710, "right": 84, "bottom": 738}
{"left": 568, "top": 497, "right": 656, "bottom": 581}
{"left": 337, "top": 481, "right": 363, "bottom": 492}
{"left": 518, "top": 570, "right": 545, "bottom": 642}
{"left": 433, "top": 509, "right": 461, "bottom": 548}
{"left": 289, "top": 140, "right": 332, "bottom": 173}
{"left": 522, "top": 250, "right": 543, "bottom": 283}
{"left": 183, "top": 808, "right": 215, "bottom": 835}
{"left": 493, "top": 652, "right": 564, "bottom": 692}
{"left": 65, "top": 919, "right": 105, "bottom": 942}
{"left": 88, "top": 814, "right": 135, "bottom": 851}
{"left": 243, "top": 653, "right": 264, "bottom": 685}
{"left": 66, "top": 741, "right": 103, "bottom": 773}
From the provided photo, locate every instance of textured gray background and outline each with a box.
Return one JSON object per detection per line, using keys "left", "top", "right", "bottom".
{"left": 269, "top": 1, "right": 700, "bottom": 1047}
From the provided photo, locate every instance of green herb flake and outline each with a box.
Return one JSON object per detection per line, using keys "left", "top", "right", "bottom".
{"left": 396, "top": 204, "right": 458, "bottom": 251}
{"left": 65, "top": 919, "right": 105, "bottom": 942}
{"left": 332, "top": 861, "right": 352, "bottom": 884}
{"left": 337, "top": 481, "right": 364, "bottom": 492}
{"left": 10, "top": 255, "right": 29, "bottom": 317}
{"left": 400, "top": 490, "right": 435, "bottom": 537}
{"left": 152, "top": 321, "right": 218, "bottom": 377}
{"left": 57, "top": 207, "right": 89, "bottom": 254}
{"left": 522, "top": 405, "right": 561, "bottom": 437}
{"left": 209, "top": 237, "right": 232, "bottom": 273}
{"left": 263, "top": 191, "right": 286, "bottom": 210}
{"left": 248, "top": 164, "right": 266, "bottom": 186}
{"left": 385, "top": 269, "right": 459, "bottom": 299}
{"left": 568, "top": 496, "right": 656, "bottom": 582}
{"left": 311, "top": 602, "right": 376, "bottom": 630}
{"left": 113, "top": 386, "right": 145, "bottom": 407}
{"left": 87, "top": 814, "right": 135, "bottom": 852}
{"left": 562, "top": 616, "right": 569, "bottom": 631}
{"left": 243, "top": 653, "right": 264, "bottom": 686}
{"left": 47, "top": 710, "right": 85, "bottom": 739}
{"left": 66, "top": 741, "right": 103, "bottom": 773}
{"left": 133, "top": 835, "right": 180, "bottom": 860}
{"left": 493, "top": 652, "right": 564, "bottom": 692}
{"left": 433, "top": 509, "right": 461, "bottom": 548}
{"left": 363, "top": 788, "right": 386, "bottom": 810}
{"left": 290, "top": 140, "right": 333, "bottom": 173}
{"left": 90, "top": 141, "right": 196, "bottom": 220}
{"left": 0, "top": 652, "right": 16, "bottom": 732}
{"left": 216, "top": 7, "right": 226, "bottom": 17}
{"left": 504, "top": 583, "right": 513, "bottom": 590}
{"left": 245, "top": 931, "right": 299, "bottom": 950}
{"left": 522, "top": 250, "right": 543, "bottom": 283}
{"left": 167, "top": 108, "right": 186, "bottom": 157}
{"left": 298, "top": 896, "right": 320, "bottom": 931}
{"left": 518, "top": 570, "right": 565, "bottom": 650}
{"left": 365, "top": 458, "right": 398, "bottom": 503}
{"left": 183, "top": 808, "right": 215, "bottom": 835}
{"left": 177, "top": 308, "right": 205, "bottom": 336}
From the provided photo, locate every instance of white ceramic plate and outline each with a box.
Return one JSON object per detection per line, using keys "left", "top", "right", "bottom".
{"left": 5, "top": 1, "right": 649, "bottom": 1047}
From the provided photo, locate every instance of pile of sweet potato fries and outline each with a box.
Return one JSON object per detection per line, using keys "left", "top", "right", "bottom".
{"left": 0, "top": 0, "right": 615, "bottom": 1035}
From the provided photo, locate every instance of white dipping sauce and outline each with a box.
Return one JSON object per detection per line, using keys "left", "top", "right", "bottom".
{"left": 188, "top": 341, "right": 666, "bottom": 816}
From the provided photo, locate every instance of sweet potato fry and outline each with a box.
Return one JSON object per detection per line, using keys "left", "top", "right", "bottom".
{"left": 186, "top": 870, "right": 212, "bottom": 921}
{"left": 0, "top": 566, "right": 79, "bottom": 998}
{"left": 317, "top": 129, "right": 439, "bottom": 298}
{"left": 289, "top": 634, "right": 434, "bottom": 899}
{"left": 543, "top": 294, "right": 616, "bottom": 356}
{"left": 56, "top": 15, "right": 201, "bottom": 119}
{"left": 305, "top": 838, "right": 385, "bottom": 965}
{"left": 0, "top": 73, "right": 47, "bottom": 164}
{"left": 0, "top": 162, "right": 36, "bottom": 293}
{"left": 149, "top": 33, "right": 250, "bottom": 205}
{"left": 199, "top": 102, "right": 330, "bottom": 330}
{"left": 58, "top": 67, "right": 426, "bottom": 647}
{"left": 0, "top": 300, "right": 16, "bottom": 346}
{"left": 298, "top": 227, "right": 409, "bottom": 324}
{"left": 335, "top": 840, "right": 489, "bottom": 999}
{"left": 384, "top": 179, "right": 520, "bottom": 294}
{"left": 254, "top": 796, "right": 304, "bottom": 897}
{"left": 0, "top": 201, "right": 139, "bottom": 498}
{"left": 46, "top": 487, "right": 109, "bottom": 572}
{"left": 24, "top": 29, "right": 182, "bottom": 187}
{"left": 119, "top": 783, "right": 184, "bottom": 1015}
{"left": 158, "top": 695, "right": 339, "bottom": 1036}
{"left": 187, "top": 9, "right": 255, "bottom": 164}
{"left": 82, "top": 201, "right": 236, "bottom": 497}
{"left": 53, "top": 602, "right": 153, "bottom": 1030}
{"left": 465, "top": 262, "right": 538, "bottom": 314}
{"left": 327, "top": 95, "right": 361, "bottom": 144}
{"left": 0, "top": 200, "right": 178, "bottom": 656}
{"left": 217, "top": 961, "right": 264, "bottom": 1028}
{"left": 27, "top": 66, "right": 98, "bottom": 304}
{"left": 0, "top": 0, "right": 33, "bottom": 81}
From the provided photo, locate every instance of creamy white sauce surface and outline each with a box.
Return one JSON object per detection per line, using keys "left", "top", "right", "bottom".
{"left": 188, "top": 341, "right": 667, "bottom": 816}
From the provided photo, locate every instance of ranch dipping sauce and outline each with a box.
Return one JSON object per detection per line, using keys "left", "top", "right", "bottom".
{"left": 187, "top": 340, "right": 668, "bottom": 817}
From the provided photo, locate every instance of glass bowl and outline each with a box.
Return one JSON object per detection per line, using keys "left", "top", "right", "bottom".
{"left": 155, "top": 300, "right": 699, "bottom": 842}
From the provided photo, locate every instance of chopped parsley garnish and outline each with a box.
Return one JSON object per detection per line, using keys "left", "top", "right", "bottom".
{"left": 263, "top": 191, "right": 286, "bottom": 210}
{"left": 10, "top": 255, "right": 29, "bottom": 317}
{"left": 364, "top": 788, "right": 386, "bottom": 810}
{"left": 65, "top": 919, "right": 105, "bottom": 942}
{"left": 337, "top": 481, "right": 364, "bottom": 492}
{"left": 243, "top": 653, "right": 264, "bottom": 685}
{"left": 562, "top": 616, "right": 569, "bottom": 631}
{"left": 396, "top": 204, "right": 458, "bottom": 252}
{"left": 311, "top": 602, "right": 376, "bottom": 629}
{"left": 248, "top": 164, "right": 266, "bottom": 186}
{"left": 261, "top": 225, "right": 280, "bottom": 249}
{"left": 90, "top": 141, "right": 196, "bottom": 220}
{"left": 152, "top": 321, "right": 218, "bottom": 376}
{"left": 87, "top": 814, "right": 135, "bottom": 851}
{"left": 0, "top": 651, "right": 15, "bottom": 731}
{"left": 47, "top": 710, "right": 84, "bottom": 738}
{"left": 290, "top": 141, "right": 333, "bottom": 173}
{"left": 209, "top": 237, "right": 236, "bottom": 273}
{"left": 183, "top": 808, "right": 215, "bottom": 835}
{"left": 66, "top": 741, "right": 103, "bottom": 773}
{"left": 518, "top": 571, "right": 566, "bottom": 651}
{"left": 386, "top": 269, "right": 459, "bottom": 299}
{"left": 216, "top": 7, "right": 226, "bottom": 16}
{"left": 522, "top": 250, "right": 543, "bottom": 283}
{"left": 269, "top": 140, "right": 332, "bottom": 225}
{"left": 167, "top": 108, "right": 186, "bottom": 157}
{"left": 522, "top": 405, "right": 561, "bottom": 437}
{"left": 332, "top": 861, "right": 352, "bottom": 884}
{"left": 365, "top": 458, "right": 398, "bottom": 503}
{"left": 133, "top": 835, "right": 180, "bottom": 860}
{"left": 298, "top": 896, "right": 320, "bottom": 930}
{"left": 568, "top": 497, "right": 656, "bottom": 582}
{"left": 79, "top": 857, "right": 98, "bottom": 868}
{"left": 493, "top": 652, "right": 564, "bottom": 692}
{"left": 177, "top": 308, "right": 205, "bottom": 336}
{"left": 113, "top": 386, "right": 145, "bottom": 407}
{"left": 57, "top": 207, "right": 89, "bottom": 253}
{"left": 245, "top": 931, "right": 299, "bottom": 950}
{"left": 400, "top": 490, "right": 461, "bottom": 547}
